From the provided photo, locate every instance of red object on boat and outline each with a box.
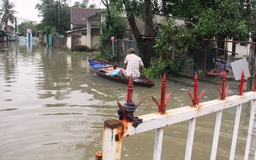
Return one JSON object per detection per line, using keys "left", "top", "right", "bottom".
{"left": 206, "top": 69, "right": 225, "bottom": 76}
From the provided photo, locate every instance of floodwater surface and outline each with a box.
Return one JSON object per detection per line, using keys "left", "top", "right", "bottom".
{"left": 0, "top": 41, "right": 255, "bottom": 160}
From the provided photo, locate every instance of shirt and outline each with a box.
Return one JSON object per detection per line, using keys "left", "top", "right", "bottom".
{"left": 124, "top": 53, "right": 144, "bottom": 78}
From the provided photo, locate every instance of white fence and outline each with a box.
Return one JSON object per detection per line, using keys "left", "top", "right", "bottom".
{"left": 97, "top": 91, "right": 256, "bottom": 160}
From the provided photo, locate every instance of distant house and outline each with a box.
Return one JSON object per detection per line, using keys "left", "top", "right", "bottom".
{"left": 66, "top": 7, "right": 101, "bottom": 50}
{"left": 135, "top": 14, "right": 185, "bottom": 36}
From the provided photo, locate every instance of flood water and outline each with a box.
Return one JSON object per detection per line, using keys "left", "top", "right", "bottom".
{"left": 0, "top": 41, "right": 255, "bottom": 160}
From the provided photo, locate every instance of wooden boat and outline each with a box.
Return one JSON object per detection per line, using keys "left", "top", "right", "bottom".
{"left": 88, "top": 58, "right": 155, "bottom": 87}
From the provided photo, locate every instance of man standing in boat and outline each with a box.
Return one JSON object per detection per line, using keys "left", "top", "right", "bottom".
{"left": 120, "top": 48, "right": 144, "bottom": 79}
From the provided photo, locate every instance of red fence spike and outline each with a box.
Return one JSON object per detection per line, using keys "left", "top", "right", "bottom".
{"left": 194, "top": 73, "right": 198, "bottom": 104}
{"left": 151, "top": 73, "right": 171, "bottom": 114}
{"left": 188, "top": 73, "right": 204, "bottom": 107}
{"left": 126, "top": 76, "right": 133, "bottom": 103}
{"left": 117, "top": 76, "right": 143, "bottom": 124}
{"left": 239, "top": 71, "right": 245, "bottom": 95}
{"left": 117, "top": 101, "right": 127, "bottom": 121}
{"left": 160, "top": 74, "right": 167, "bottom": 111}
{"left": 217, "top": 71, "right": 229, "bottom": 100}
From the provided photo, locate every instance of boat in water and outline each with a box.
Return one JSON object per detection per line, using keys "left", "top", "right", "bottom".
{"left": 88, "top": 58, "right": 155, "bottom": 88}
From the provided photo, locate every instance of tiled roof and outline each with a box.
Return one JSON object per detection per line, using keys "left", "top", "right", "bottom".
{"left": 71, "top": 7, "right": 101, "bottom": 25}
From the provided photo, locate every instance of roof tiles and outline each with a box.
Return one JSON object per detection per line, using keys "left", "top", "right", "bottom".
{"left": 71, "top": 7, "right": 101, "bottom": 25}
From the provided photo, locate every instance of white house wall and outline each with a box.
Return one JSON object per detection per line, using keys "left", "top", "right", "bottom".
{"left": 65, "top": 34, "right": 99, "bottom": 50}
{"left": 226, "top": 39, "right": 249, "bottom": 57}
{"left": 135, "top": 15, "right": 185, "bottom": 34}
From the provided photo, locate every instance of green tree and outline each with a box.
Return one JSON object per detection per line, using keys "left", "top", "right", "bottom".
{"left": 0, "top": 0, "right": 17, "bottom": 30}
{"left": 73, "top": 0, "right": 96, "bottom": 8}
{"left": 73, "top": 1, "right": 85, "bottom": 8}
{"left": 89, "top": 4, "right": 96, "bottom": 8}
{"left": 98, "top": 2, "right": 129, "bottom": 61}
{"left": 18, "top": 22, "right": 38, "bottom": 36}
{"left": 192, "top": 0, "right": 249, "bottom": 40}
{"left": 157, "top": 0, "right": 256, "bottom": 41}
{"left": 148, "top": 0, "right": 256, "bottom": 79}
{"left": 35, "top": 0, "right": 70, "bottom": 35}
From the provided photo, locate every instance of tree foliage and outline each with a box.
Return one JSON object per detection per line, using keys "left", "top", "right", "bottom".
{"left": 0, "top": 0, "right": 17, "bottom": 27}
{"left": 192, "top": 0, "right": 249, "bottom": 40}
{"left": 35, "top": 0, "right": 70, "bottom": 35}
{"left": 18, "top": 22, "right": 38, "bottom": 36}
{"left": 98, "top": 0, "right": 129, "bottom": 60}
{"left": 150, "top": 0, "right": 256, "bottom": 77}
{"left": 157, "top": 0, "right": 256, "bottom": 40}
{"left": 73, "top": 0, "right": 96, "bottom": 8}
{"left": 154, "top": 18, "right": 194, "bottom": 56}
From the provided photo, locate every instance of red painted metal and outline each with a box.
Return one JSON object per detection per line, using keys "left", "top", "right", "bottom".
{"left": 239, "top": 71, "right": 245, "bottom": 95}
{"left": 117, "top": 101, "right": 127, "bottom": 121}
{"left": 117, "top": 76, "right": 142, "bottom": 122}
{"left": 151, "top": 74, "right": 171, "bottom": 114}
{"left": 188, "top": 73, "right": 205, "bottom": 107}
{"left": 126, "top": 77, "right": 133, "bottom": 103}
{"left": 217, "top": 71, "right": 229, "bottom": 100}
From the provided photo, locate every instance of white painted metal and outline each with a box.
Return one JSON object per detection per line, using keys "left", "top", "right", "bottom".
{"left": 185, "top": 118, "right": 196, "bottom": 160}
{"left": 124, "top": 92, "right": 256, "bottom": 136}
{"left": 102, "top": 126, "right": 122, "bottom": 160}
{"left": 101, "top": 91, "right": 256, "bottom": 160}
{"left": 229, "top": 104, "right": 242, "bottom": 160}
{"left": 153, "top": 128, "right": 164, "bottom": 160}
{"left": 211, "top": 110, "right": 223, "bottom": 160}
{"left": 244, "top": 100, "right": 256, "bottom": 160}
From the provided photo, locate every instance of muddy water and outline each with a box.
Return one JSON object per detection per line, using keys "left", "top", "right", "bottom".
{"left": 0, "top": 41, "right": 255, "bottom": 160}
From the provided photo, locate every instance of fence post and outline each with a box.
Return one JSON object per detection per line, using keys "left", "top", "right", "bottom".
{"left": 248, "top": 39, "right": 255, "bottom": 90}
{"left": 102, "top": 119, "right": 124, "bottom": 160}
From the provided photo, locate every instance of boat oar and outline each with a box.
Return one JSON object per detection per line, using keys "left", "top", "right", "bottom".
{"left": 140, "top": 68, "right": 147, "bottom": 78}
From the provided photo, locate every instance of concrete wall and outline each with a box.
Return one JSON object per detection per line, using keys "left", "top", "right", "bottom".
{"left": 81, "top": 35, "right": 87, "bottom": 46}
{"left": 53, "top": 37, "right": 67, "bottom": 50}
{"left": 65, "top": 33, "right": 99, "bottom": 50}
{"left": 91, "top": 36, "right": 100, "bottom": 49}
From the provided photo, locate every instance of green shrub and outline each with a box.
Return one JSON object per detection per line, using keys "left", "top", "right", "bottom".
{"left": 72, "top": 45, "right": 91, "bottom": 52}
{"left": 143, "top": 58, "right": 176, "bottom": 78}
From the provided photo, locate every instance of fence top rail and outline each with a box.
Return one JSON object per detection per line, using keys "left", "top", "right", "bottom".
{"left": 203, "top": 38, "right": 256, "bottom": 44}
{"left": 119, "top": 91, "right": 256, "bottom": 137}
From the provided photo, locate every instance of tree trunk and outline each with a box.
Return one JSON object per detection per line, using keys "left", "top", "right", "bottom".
{"left": 125, "top": 0, "right": 155, "bottom": 68}
{"left": 142, "top": 0, "right": 155, "bottom": 67}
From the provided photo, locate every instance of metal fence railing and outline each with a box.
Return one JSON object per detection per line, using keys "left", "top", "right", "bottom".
{"left": 190, "top": 39, "right": 255, "bottom": 85}
{"left": 95, "top": 84, "right": 256, "bottom": 160}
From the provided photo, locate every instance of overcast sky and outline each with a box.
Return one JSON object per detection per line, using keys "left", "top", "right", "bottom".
{"left": 12, "top": 0, "right": 103, "bottom": 23}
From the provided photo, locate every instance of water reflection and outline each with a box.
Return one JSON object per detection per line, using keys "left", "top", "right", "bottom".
{"left": 0, "top": 41, "right": 255, "bottom": 160}
{"left": 26, "top": 41, "right": 32, "bottom": 52}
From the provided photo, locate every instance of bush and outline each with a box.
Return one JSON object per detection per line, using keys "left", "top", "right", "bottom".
{"left": 72, "top": 45, "right": 91, "bottom": 52}
{"left": 143, "top": 58, "right": 176, "bottom": 78}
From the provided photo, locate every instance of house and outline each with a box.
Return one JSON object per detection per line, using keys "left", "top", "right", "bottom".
{"left": 66, "top": 7, "right": 101, "bottom": 50}
{"left": 135, "top": 14, "right": 185, "bottom": 35}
